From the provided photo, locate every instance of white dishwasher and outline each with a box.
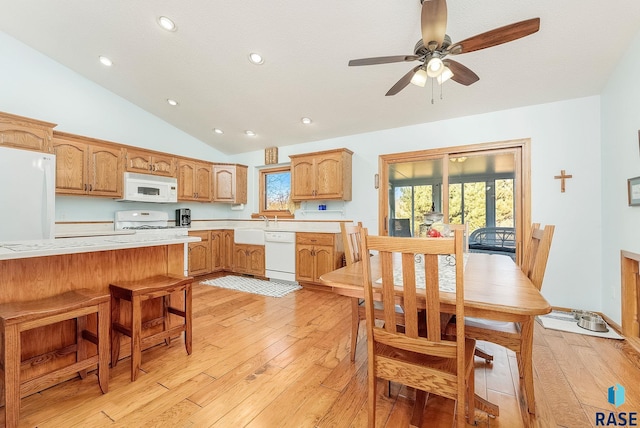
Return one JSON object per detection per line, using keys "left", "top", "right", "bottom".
{"left": 264, "top": 231, "right": 297, "bottom": 282}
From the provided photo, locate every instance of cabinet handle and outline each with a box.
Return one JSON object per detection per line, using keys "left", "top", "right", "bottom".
{"left": 148, "top": 164, "right": 152, "bottom": 171}
{"left": 89, "top": 184, "right": 92, "bottom": 191}
{"left": 152, "top": 164, "right": 156, "bottom": 171}
{"left": 84, "top": 184, "right": 87, "bottom": 191}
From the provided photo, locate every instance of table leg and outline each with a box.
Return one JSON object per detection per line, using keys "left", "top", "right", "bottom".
{"left": 520, "top": 318, "right": 536, "bottom": 414}
{"left": 131, "top": 295, "right": 142, "bottom": 381}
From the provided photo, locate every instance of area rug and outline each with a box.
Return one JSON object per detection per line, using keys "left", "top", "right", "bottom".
{"left": 537, "top": 310, "right": 623, "bottom": 340}
{"left": 200, "top": 276, "right": 301, "bottom": 298}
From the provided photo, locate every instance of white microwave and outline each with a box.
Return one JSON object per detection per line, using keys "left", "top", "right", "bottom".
{"left": 118, "top": 172, "right": 178, "bottom": 203}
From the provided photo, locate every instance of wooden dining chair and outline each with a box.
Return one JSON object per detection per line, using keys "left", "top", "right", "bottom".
{"left": 341, "top": 222, "right": 405, "bottom": 362}
{"left": 446, "top": 223, "right": 554, "bottom": 393}
{"left": 360, "top": 227, "right": 476, "bottom": 428}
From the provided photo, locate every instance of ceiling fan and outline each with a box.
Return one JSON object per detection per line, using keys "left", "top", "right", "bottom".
{"left": 348, "top": 0, "right": 540, "bottom": 96}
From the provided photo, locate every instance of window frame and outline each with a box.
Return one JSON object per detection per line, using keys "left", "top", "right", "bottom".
{"left": 256, "top": 165, "right": 294, "bottom": 218}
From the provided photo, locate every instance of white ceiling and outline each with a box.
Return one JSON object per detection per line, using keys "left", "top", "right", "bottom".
{"left": 1, "top": 1, "right": 639, "bottom": 155}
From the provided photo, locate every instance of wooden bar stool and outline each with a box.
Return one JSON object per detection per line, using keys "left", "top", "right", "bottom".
{"left": 109, "top": 275, "right": 193, "bottom": 381}
{"left": 0, "top": 289, "right": 110, "bottom": 428}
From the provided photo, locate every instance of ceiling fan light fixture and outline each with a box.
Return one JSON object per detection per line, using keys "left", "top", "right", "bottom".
{"left": 426, "top": 57, "right": 444, "bottom": 77}
{"left": 410, "top": 68, "right": 428, "bottom": 87}
{"left": 437, "top": 66, "right": 454, "bottom": 84}
{"left": 301, "top": 117, "right": 312, "bottom": 125}
{"left": 245, "top": 130, "right": 256, "bottom": 137}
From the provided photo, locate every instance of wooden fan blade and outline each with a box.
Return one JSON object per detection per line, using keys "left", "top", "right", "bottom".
{"left": 421, "top": 0, "right": 448, "bottom": 49}
{"left": 386, "top": 65, "right": 422, "bottom": 96}
{"left": 348, "top": 55, "right": 419, "bottom": 66}
{"left": 450, "top": 17, "right": 540, "bottom": 54}
{"left": 444, "top": 59, "right": 479, "bottom": 86}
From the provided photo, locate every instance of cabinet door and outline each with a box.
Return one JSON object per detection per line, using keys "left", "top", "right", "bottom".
{"left": 212, "top": 165, "right": 235, "bottom": 202}
{"left": 178, "top": 161, "right": 196, "bottom": 201}
{"left": 53, "top": 138, "right": 88, "bottom": 194}
{"left": 0, "top": 114, "right": 54, "bottom": 153}
{"left": 315, "top": 153, "right": 343, "bottom": 199}
{"left": 233, "top": 244, "right": 249, "bottom": 273}
{"left": 88, "top": 145, "right": 122, "bottom": 197}
{"left": 188, "top": 231, "right": 211, "bottom": 276}
{"left": 222, "top": 230, "right": 234, "bottom": 270}
{"left": 211, "top": 231, "right": 223, "bottom": 272}
{"left": 126, "top": 150, "right": 152, "bottom": 174}
{"left": 290, "top": 157, "right": 316, "bottom": 200}
{"left": 296, "top": 244, "right": 315, "bottom": 282}
{"left": 195, "top": 163, "right": 212, "bottom": 201}
{"left": 247, "top": 246, "right": 265, "bottom": 276}
{"left": 314, "top": 246, "right": 335, "bottom": 283}
{"left": 152, "top": 155, "right": 175, "bottom": 177}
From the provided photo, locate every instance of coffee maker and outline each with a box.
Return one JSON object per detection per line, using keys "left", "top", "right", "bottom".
{"left": 175, "top": 208, "right": 191, "bottom": 227}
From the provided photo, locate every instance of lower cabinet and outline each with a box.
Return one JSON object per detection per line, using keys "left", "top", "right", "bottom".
{"left": 295, "top": 232, "right": 343, "bottom": 284}
{"left": 188, "top": 231, "right": 211, "bottom": 276}
{"left": 233, "top": 244, "right": 265, "bottom": 277}
{"left": 188, "top": 229, "right": 233, "bottom": 276}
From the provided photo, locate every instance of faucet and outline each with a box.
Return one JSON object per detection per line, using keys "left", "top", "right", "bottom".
{"left": 260, "top": 215, "right": 269, "bottom": 227}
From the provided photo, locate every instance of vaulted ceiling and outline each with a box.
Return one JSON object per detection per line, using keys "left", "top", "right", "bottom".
{"left": 1, "top": 0, "right": 639, "bottom": 154}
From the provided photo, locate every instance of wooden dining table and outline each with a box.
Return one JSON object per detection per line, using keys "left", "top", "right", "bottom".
{"left": 319, "top": 252, "right": 551, "bottom": 416}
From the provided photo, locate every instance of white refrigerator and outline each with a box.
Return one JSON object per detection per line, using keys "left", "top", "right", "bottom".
{"left": 0, "top": 146, "right": 56, "bottom": 241}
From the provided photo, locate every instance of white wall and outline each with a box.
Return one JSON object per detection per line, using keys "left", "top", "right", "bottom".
{"left": 230, "top": 97, "right": 603, "bottom": 313}
{"left": 600, "top": 29, "right": 640, "bottom": 323}
{"left": 0, "top": 31, "right": 238, "bottom": 222}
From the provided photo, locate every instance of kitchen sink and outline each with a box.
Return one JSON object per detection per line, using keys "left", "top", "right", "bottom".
{"left": 234, "top": 228, "right": 265, "bottom": 245}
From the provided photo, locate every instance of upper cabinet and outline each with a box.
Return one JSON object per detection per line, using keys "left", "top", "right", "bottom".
{"left": 290, "top": 148, "right": 353, "bottom": 201}
{"left": 125, "top": 149, "right": 175, "bottom": 177}
{"left": 53, "top": 132, "right": 123, "bottom": 197}
{"left": 178, "top": 160, "right": 212, "bottom": 202}
{"left": 0, "top": 112, "right": 56, "bottom": 153}
{"left": 212, "top": 164, "right": 247, "bottom": 204}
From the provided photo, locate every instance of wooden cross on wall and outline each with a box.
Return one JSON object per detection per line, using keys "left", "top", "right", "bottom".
{"left": 554, "top": 170, "right": 573, "bottom": 193}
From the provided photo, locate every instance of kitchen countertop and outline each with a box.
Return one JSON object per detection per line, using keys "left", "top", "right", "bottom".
{"left": 0, "top": 234, "right": 200, "bottom": 261}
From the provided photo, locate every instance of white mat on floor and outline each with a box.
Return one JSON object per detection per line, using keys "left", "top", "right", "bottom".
{"left": 201, "top": 276, "right": 301, "bottom": 298}
{"left": 537, "top": 311, "right": 623, "bottom": 340}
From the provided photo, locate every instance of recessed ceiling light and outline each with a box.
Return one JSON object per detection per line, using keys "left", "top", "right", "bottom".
{"left": 248, "top": 52, "right": 264, "bottom": 65}
{"left": 158, "top": 16, "right": 176, "bottom": 32}
{"left": 99, "top": 56, "right": 113, "bottom": 67}
{"left": 213, "top": 128, "right": 224, "bottom": 135}
{"left": 301, "top": 117, "right": 313, "bottom": 125}
{"left": 245, "top": 130, "right": 256, "bottom": 137}
{"left": 167, "top": 99, "right": 178, "bottom": 106}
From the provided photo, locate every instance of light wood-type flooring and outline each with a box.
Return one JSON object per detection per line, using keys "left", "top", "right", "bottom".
{"left": 8, "top": 278, "right": 640, "bottom": 427}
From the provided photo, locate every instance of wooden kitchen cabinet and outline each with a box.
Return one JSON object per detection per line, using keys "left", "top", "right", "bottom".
{"left": 211, "top": 230, "right": 225, "bottom": 272}
{"left": 289, "top": 148, "right": 353, "bottom": 201}
{"left": 125, "top": 149, "right": 175, "bottom": 177}
{"left": 233, "top": 244, "right": 265, "bottom": 277}
{"left": 53, "top": 132, "right": 123, "bottom": 197}
{"left": 295, "top": 232, "right": 343, "bottom": 284}
{"left": 212, "top": 164, "right": 248, "bottom": 204}
{"left": 188, "top": 231, "right": 212, "bottom": 276}
{"left": 178, "top": 160, "right": 212, "bottom": 201}
{"left": 221, "top": 230, "right": 234, "bottom": 270}
{"left": 0, "top": 111, "right": 56, "bottom": 153}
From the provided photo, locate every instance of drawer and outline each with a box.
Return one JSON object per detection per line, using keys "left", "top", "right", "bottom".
{"left": 296, "top": 233, "right": 334, "bottom": 246}
{"left": 189, "top": 230, "right": 211, "bottom": 242}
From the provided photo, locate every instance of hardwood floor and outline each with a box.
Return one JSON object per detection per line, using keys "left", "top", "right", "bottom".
{"left": 9, "top": 279, "right": 640, "bottom": 427}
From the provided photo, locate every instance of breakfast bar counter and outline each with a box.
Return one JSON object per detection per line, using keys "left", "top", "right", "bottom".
{"left": 0, "top": 234, "right": 199, "bottom": 395}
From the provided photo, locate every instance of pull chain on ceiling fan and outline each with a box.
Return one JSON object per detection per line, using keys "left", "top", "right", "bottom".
{"left": 348, "top": 0, "right": 541, "bottom": 97}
